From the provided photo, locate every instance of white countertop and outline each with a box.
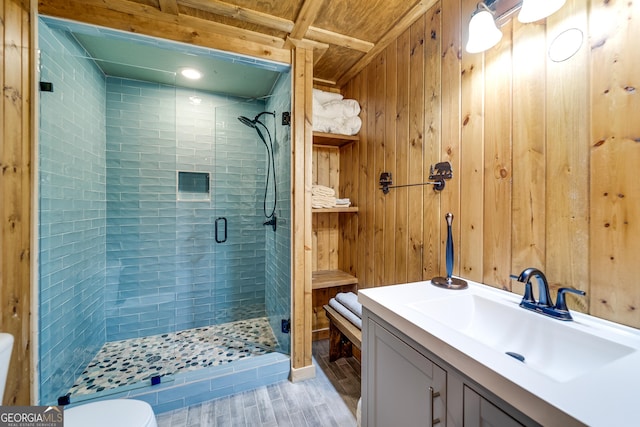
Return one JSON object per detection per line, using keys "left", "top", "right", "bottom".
{"left": 358, "top": 279, "right": 640, "bottom": 427}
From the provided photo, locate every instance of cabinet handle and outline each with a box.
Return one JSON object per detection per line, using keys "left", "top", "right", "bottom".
{"left": 430, "top": 386, "right": 441, "bottom": 426}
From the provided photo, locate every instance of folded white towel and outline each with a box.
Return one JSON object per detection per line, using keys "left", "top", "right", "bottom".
{"left": 312, "top": 194, "right": 336, "bottom": 208}
{"left": 318, "top": 99, "right": 361, "bottom": 118}
{"left": 312, "top": 115, "right": 362, "bottom": 136}
{"left": 313, "top": 88, "right": 343, "bottom": 104}
{"left": 335, "top": 198, "right": 351, "bottom": 205}
{"left": 312, "top": 184, "right": 336, "bottom": 197}
{"left": 335, "top": 292, "right": 362, "bottom": 318}
{"left": 329, "top": 298, "right": 362, "bottom": 330}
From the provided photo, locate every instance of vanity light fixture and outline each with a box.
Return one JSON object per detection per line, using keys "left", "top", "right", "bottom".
{"left": 465, "top": 2, "right": 503, "bottom": 54}
{"left": 466, "top": 0, "right": 568, "bottom": 54}
{"left": 180, "top": 68, "right": 202, "bottom": 80}
{"left": 518, "top": 0, "right": 566, "bottom": 23}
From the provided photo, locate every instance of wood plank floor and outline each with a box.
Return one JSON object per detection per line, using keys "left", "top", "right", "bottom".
{"left": 156, "top": 339, "right": 361, "bottom": 427}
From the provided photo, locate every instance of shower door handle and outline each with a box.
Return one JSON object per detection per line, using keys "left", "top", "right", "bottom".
{"left": 215, "top": 217, "right": 227, "bottom": 243}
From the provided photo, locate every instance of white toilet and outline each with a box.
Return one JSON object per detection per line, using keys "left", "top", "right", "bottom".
{"left": 0, "top": 333, "right": 14, "bottom": 404}
{"left": 65, "top": 398, "right": 158, "bottom": 427}
{"left": 0, "top": 333, "right": 157, "bottom": 427}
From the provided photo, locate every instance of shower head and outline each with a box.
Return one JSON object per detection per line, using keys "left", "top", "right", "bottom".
{"left": 238, "top": 111, "right": 275, "bottom": 129}
{"left": 238, "top": 115, "right": 256, "bottom": 128}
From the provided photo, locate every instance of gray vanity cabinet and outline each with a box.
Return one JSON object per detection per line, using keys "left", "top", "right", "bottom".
{"left": 363, "top": 312, "right": 535, "bottom": 427}
{"left": 463, "top": 386, "right": 523, "bottom": 427}
{"left": 365, "top": 318, "right": 446, "bottom": 427}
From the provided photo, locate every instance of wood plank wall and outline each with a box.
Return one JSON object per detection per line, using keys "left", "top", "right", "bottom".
{"left": 339, "top": 0, "right": 640, "bottom": 329}
{"left": 1, "top": 0, "right": 32, "bottom": 405}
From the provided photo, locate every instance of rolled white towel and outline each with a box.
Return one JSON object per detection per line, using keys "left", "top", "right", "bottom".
{"left": 313, "top": 88, "right": 343, "bottom": 104}
{"left": 329, "top": 298, "right": 362, "bottom": 330}
{"left": 335, "top": 292, "right": 362, "bottom": 318}
{"left": 314, "top": 99, "right": 361, "bottom": 119}
{"left": 322, "top": 99, "right": 361, "bottom": 118}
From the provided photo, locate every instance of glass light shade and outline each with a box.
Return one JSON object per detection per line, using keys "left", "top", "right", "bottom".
{"left": 518, "top": 0, "right": 567, "bottom": 23}
{"left": 465, "top": 10, "right": 503, "bottom": 54}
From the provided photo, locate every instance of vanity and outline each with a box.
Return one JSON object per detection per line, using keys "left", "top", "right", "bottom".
{"left": 358, "top": 280, "right": 640, "bottom": 426}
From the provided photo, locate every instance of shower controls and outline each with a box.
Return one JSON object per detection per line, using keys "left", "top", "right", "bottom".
{"left": 281, "top": 319, "right": 290, "bottom": 334}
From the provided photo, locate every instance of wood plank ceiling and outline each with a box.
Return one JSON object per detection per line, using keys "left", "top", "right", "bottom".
{"left": 38, "top": 0, "right": 438, "bottom": 88}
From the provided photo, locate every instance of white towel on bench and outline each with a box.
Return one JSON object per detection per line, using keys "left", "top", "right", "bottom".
{"left": 335, "top": 292, "right": 362, "bottom": 318}
{"left": 329, "top": 298, "right": 362, "bottom": 330}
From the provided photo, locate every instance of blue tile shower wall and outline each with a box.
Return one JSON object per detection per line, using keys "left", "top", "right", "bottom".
{"left": 105, "top": 80, "right": 273, "bottom": 339}
{"left": 38, "top": 20, "right": 107, "bottom": 405}
{"left": 265, "top": 72, "right": 292, "bottom": 355}
{"left": 105, "top": 78, "right": 179, "bottom": 340}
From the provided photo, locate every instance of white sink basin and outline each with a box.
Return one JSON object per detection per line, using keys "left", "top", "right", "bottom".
{"left": 408, "top": 293, "right": 635, "bottom": 382}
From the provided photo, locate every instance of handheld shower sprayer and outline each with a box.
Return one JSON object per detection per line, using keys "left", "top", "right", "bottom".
{"left": 238, "top": 111, "right": 278, "bottom": 229}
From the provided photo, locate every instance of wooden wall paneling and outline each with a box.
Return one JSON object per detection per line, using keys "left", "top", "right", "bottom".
{"left": 373, "top": 51, "right": 387, "bottom": 287}
{"left": 363, "top": 62, "right": 377, "bottom": 287}
{"left": 339, "top": 78, "right": 359, "bottom": 277}
{"left": 291, "top": 45, "right": 314, "bottom": 373}
{"left": 459, "top": 0, "right": 484, "bottom": 282}
{"left": 407, "top": 15, "right": 426, "bottom": 282}
{"left": 383, "top": 41, "right": 398, "bottom": 285}
{"left": 1, "top": 0, "right": 32, "bottom": 405}
{"left": 510, "top": 20, "right": 547, "bottom": 276}
{"left": 482, "top": 22, "right": 513, "bottom": 291}
{"left": 328, "top": 150, "right": 339, "bottom": 268}
{"left": 590, "top": 0, "right": 640, "bottom": 328}
{"left": 394, "top": 28, "right": 411, "bottom": 285}
{"left": 440, "top": 0, "right": 462, "bottom": 278}
{"left": 314, "top": 147, "right": 330, "bottom": 271}
{"left": 312, "top": 149, "right": 319, "bottom": 271}
{"left": 338, "top": 142, "right": 354, "bottom": 275}
{"left": 422, "top": 4, "right": 442, "bottom": 280}
{"left": 545, "top": 0, "right": 589, "bottom": 311}
{"left": 355, "top": 69, "right": 370, "bottom": 288}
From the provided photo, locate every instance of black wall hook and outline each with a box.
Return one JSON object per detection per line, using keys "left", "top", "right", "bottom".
{"left": 379, "top": 162, "right": 453, "bottom": 194}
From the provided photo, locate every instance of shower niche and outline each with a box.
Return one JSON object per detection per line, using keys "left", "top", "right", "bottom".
{"left": 37, "top": 16, "right": 292, "bottom": 412}
{"left": 177, "top": 171, "right": 210, "bottom": 201}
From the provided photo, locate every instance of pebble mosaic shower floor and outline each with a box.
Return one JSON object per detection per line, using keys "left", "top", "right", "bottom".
{"left": 68, "top": 317, "right": 279, "bottom": 396}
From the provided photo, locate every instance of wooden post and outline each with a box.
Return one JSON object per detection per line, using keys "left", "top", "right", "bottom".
{"left": 290, "top": 40, "right": 315, "bottom": 381}
{"left": 0, "top": 0, "right": 33, "bottom": 405}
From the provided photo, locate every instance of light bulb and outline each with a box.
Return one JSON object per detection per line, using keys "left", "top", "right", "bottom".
{"left": 518, "top": 0, "right": 567, "bottom": 23}
{"left": 465, "top": 9, "right": 503, "bottom": 54}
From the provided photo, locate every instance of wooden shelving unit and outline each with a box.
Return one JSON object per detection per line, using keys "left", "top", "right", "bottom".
{"left": 311, "top": 131, "right": 360, "bottom": 341}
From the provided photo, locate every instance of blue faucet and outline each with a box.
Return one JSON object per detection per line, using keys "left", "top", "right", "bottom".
{"left": 511, "top": 268, "right": 586, "bottom": 321}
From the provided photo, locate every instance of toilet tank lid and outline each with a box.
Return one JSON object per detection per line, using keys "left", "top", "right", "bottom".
{"left": 65, "top": 399, "right": 157, "bottom": 427}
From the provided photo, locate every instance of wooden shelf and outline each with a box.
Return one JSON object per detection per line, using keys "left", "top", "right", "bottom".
{"left": 312, "top": 131, "right": 359, "bottom": 147}
{"left": 312, "top": 206, "right": 359, "bottom": 213}
{"left": 312, "top": 269, "right": 358, "bottom": 290}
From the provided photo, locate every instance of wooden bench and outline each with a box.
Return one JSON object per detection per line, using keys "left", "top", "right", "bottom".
{"left": 323, "top": 304, "right": 362, "bottom": 362}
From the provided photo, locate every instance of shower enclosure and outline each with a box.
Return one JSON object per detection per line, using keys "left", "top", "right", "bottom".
{"left": 37, "top": 17, "right": 291, "bottom": 409}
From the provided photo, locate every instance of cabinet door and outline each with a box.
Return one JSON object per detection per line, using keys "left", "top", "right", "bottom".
{"left": 366, "top": 319, "right": 446, "bottom": 427}
{"left": 464, "top": 386, "right": 524, "bottom": 427}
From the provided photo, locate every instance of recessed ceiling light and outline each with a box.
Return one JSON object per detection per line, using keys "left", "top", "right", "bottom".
{"left": 180, "top": 68, "right": 202, "bottom": 80}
